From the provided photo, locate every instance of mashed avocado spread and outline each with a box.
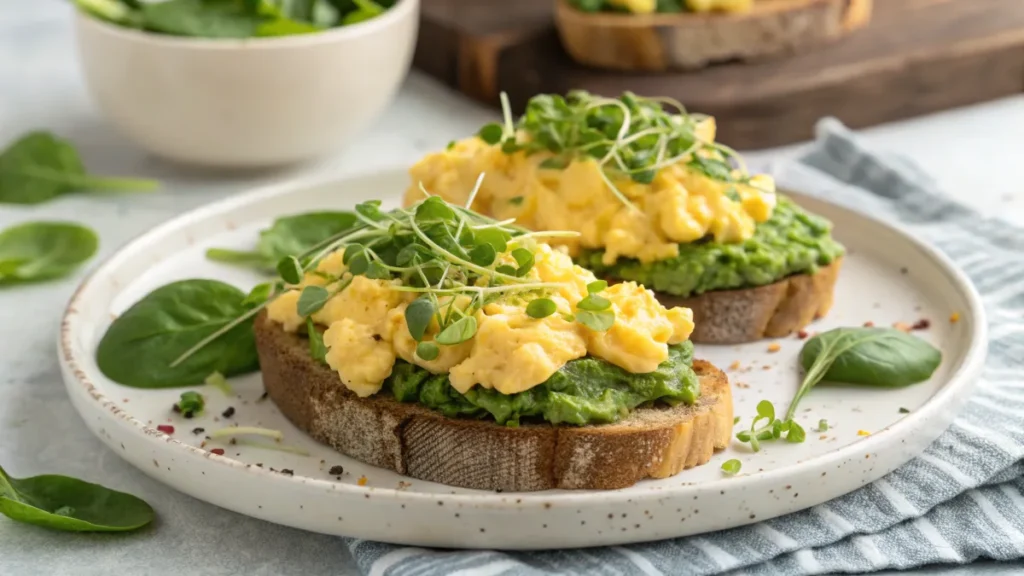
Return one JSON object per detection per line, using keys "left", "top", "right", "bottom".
{"left": 382, "top": 341, "right": 699, "bottom": 426}
{"left": 578, "top": 196, "right": 845, "bottom": 299}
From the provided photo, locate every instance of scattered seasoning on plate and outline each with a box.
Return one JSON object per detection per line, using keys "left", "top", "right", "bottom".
{"left": 222, "top": 406, "right": 236, "bottom": 418}
{"left": 819, "top": 434, "right": 828, "bottom": 440}
{"left": 857, "top": 430, "right": 871, "bottom": 436}
{"left": 950, "top": 312, "right": 961, "bottom": 323}
{"left": 762, "top": 365, "right": 772, "bottom": 371}
{"left": 397, "top": 481, "right": 412, "bottom": 490}
{"left": 191, "top": 427, "right": 205, "bottom": 435}
{"left": 899, "top": 407, "right": 911, "bottom": 414}
{"left": 735, "top": 382, "right": 750, "bottom": 389}
{"left": 893, "top": 321, "right": 912, "bottom": 332}
{"left": 280, "top": 469, "right": 294, "bottom": 476}
{"left": 257, "top": 391, "right": 269, "bottom": 402}
{"left": 796, "top": 330, "right": 809, "bottom": 340}
{"left": 172, "top": 404, "right": 181, "bottom": 414}
{"left": 728, "top": 360, "right": 741, "bottom": 371}
{"left": 911, "top": 319, "right": 931, "bottom": 331}
{"left": 863, "top": 321, "right": 875, "bottom": 327}
{"left": 767, "top": 343, "right": 781, "bottom": 353}
{"left": 329, "top": 465, "right": 344, "bottom": 476}
{"left": 156, "top": 424, "right": 174, "bottom": 435}
{"left": 256, "top": 463, "right": 263, "bottom": 468}
{"left": 210, "top": 448, "right": 225, "bottom": 455}
{"left": 358, "top": 476, "right": 368, "bottom": 486}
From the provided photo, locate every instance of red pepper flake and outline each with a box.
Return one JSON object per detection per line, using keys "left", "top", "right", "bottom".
{"left": 358, "top": 476, "right": 368, "bottom": 486}
{"left": 796, "top": 330, "right": 809, "bottom": 340}
{"left": 863, "top": 321, "right": 875, "bottom": 327}
{"left": 210, "top": 448, "right": 225, "bottom": 455}
{"left": 157, "top": 424, "right": 175, "bottom": 435}
{"left": 911, "top": 319, "right": 931, "bottom": 331}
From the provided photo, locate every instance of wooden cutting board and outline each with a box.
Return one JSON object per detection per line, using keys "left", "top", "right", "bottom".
{"left": 413, "top": 0, "right": 1024, "bottom": 149}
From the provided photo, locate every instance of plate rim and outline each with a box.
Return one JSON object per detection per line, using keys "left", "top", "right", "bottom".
{"left": 58, "top": 167, "right": 989, "bottom": 510}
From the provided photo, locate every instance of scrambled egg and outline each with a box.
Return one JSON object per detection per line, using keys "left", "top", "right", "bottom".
{"left": 266, "top": 244, "right": 694, "bottom": 398}
{"left": 686, "top": 0, "right": 753, "bottom": 13}
{"left": 404, "top": 118, "right": 776, "bottom": 266}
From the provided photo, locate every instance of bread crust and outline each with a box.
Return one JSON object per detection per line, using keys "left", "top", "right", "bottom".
{"left": 254, "top": 313, "right": 733, "bottom": 491}
{"left": 657, "top": 259, "right": 843, "bottom": 344}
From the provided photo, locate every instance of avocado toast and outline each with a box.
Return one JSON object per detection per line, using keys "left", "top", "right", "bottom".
{"left": 254, "top": 195, "right": 732, "bottom": 491}
{"left": 405, "top": 91, "right": 845, "bottom": 343}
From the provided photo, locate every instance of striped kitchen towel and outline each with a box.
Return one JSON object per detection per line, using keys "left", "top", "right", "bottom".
{"left": 346, "top": 119, "right": 1024, "bottom": 575}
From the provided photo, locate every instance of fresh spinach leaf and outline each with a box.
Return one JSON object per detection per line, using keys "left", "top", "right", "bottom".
{"left": 790, "top": 327, "right": 942, "bottom": 420}
{"left": 141, "top": 0, "right": 266, "bottom": 38}
{"left": 206, "top": 211, "right": 358, "bottom": 272}
{"left": 97, "top": 279, "right": 260, "bottom": 388}
{"left": 0, "top": 132, "right": 158, "bottom": 205}
{"left": 0, "top": 466, "right": 153, "bottom": 532}
{"left": 0, "top": 222, "right": 98, "bottom": 284}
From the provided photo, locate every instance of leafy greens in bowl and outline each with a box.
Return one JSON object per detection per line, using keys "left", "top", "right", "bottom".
{"left": 74, "top": 0, "right": 401, "bottom": 39}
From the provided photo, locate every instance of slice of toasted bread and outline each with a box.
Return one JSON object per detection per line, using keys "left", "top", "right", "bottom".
{"left": 254, "top": 312, "right": 733, "bottom": 492}
{"left": 656, "top": 259, "right": 842, "bottom": 345}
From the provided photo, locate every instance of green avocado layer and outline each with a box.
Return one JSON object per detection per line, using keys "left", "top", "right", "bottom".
{"left": 382, "top": 341, "right": 699, "bottom": 427}
{"left": 578, "top": 196, "right": 845, "bottom": 299}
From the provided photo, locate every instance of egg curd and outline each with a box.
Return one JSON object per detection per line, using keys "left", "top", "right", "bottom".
{"left": 404, "top": 118, "right": 777, "bottom": 266}
{"left": 266, "top": 243, "right": 694, "bottom": 402}
{"left": 607, "top": 0, "right": 752, "bottom": 14}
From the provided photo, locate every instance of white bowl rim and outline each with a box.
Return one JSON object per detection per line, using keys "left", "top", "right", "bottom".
{"left": 58, "top": 167, "right": 989, "bottom": 508}
{"left": 73, "top": 0, "right": 417, "bottom": 50}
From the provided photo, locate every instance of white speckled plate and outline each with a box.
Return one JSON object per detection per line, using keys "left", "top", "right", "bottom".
{"left": 59, "top": 168, "right": 986, "bottom": 549}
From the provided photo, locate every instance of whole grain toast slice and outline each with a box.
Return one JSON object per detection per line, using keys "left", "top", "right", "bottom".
{"left": 654, "top": 259, "right": 842, "bottom": 345}
{"left": 254, "top": 312, "right": 733, "bottom": 492}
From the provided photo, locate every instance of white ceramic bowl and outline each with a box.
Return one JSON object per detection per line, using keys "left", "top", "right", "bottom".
{"left": 73, "top": 1, "right": 418, "bottom": 168}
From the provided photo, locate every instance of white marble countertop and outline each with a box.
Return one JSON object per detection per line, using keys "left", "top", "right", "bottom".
{"left": 1, "top": 1, "right": 1023, "bottom": 574}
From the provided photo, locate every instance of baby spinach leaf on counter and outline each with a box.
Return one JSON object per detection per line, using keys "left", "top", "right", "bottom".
{"left": 306, "top": 318, "right": 328, "bottom": 363}
{"left": 0, "top": 465, "right": 154, "bottom": 532}
{"left": 0, "top": 132, "right": 158, "bottom": 205}
{"left": 789, "top": 327, "right": 942, "bottom": 420}
{"left": 97, "top": 279, "right": 259, "bottom": 388}
{"left": 206, "top": 211, "right": 358, "bottom": 272}
{"left": 0, "top": 222, "right": 98, "bottom": 284}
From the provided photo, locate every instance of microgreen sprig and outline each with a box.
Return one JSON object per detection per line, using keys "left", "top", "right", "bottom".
{"left": 735, "top": 400, "right": 806, "bottom": 452}
{"left": 168, "top": 179, "right": 607, "bottom": 370}
{"left": 476, "top": 91, "right": 764, "bottom": 211}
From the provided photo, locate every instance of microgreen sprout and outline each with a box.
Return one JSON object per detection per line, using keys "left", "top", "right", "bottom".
{"left": 168, "top": 182, "right": 603, "bottom": 369}
{"left": 721, "top": 459, "right": 741, "bottom": 475}
{"left": 476, "top": 91, "right": 768, "bottom": 211}
{"left": 735, "top": 400, "right": 805, "bottom": 452}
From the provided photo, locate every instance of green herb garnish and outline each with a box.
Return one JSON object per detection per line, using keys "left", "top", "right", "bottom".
{"left": 306, "top": 318, "right": 328, "bottom": 364}
{"left": 721, "top": 459, "right": 741, "bottom": 475}
{"left": 175, "top": 391, "right": 205, "bottom": 418}
{"left": 526, "top": 298, "right": 556, "bottom": 319}
{"left": 818, "top": 419, "right": 828, "bottom": 432}
{"left": 477, "top": 91, "right": 761, "bottom": 212}
{"left": 167, "top": 183, "right": 596, "bottom": 369}
{"left": 735, "top": 400, "right": 803, "bottom": 452}
{"left": 0, "top": 465, "right": 154, "bottom": 532}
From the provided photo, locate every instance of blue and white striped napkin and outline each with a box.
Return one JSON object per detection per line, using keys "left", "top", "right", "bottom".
{"left": 346, "top": 119, "right": 1024, "bottom": 575}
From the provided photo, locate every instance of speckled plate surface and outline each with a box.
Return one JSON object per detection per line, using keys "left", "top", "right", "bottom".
{"left": 58, "top": 169, "right": 986, "bottom": 550}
